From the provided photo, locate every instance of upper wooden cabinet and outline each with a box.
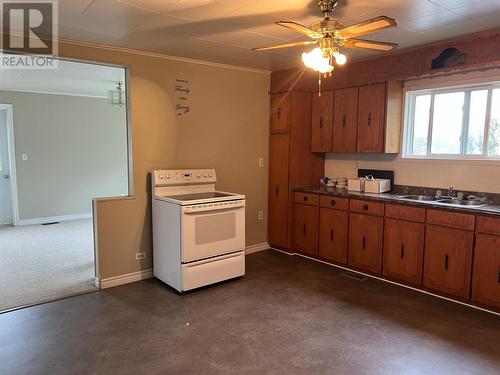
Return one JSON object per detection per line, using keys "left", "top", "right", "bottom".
{"left": 310, "top": 81, "right": 402, "bottom": 153}
{"left": 332, "top": 87, "right": 358, "bottom": 153}
{"left": 270, "top": 93, "right": 291, "bottom": 133}
{"left": 311, "top": 91, "right": 334, "bottom": 152}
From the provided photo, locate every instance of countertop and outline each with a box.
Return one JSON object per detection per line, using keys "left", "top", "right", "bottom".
{"left": 293, "top": 186, "right": 500, "bottom": 217}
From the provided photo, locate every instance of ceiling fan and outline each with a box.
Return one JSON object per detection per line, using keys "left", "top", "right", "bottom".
{"left": 252, "top": 0, "right": 398, "bottom": 74}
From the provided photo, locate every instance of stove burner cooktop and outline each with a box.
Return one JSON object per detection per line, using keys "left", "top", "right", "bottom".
{"left": 164, "top": 192, "right": 236, "bottom": 201}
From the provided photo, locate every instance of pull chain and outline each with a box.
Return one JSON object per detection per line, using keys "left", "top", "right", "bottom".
{"left": 318, "top": 72, "right": 322, "bottom": 97}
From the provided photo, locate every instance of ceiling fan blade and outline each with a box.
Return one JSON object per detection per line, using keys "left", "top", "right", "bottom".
{"left": 340, "top": 16, "right": 397, "bottom": 38}
{"left": 252, "top": 40, "right": 318, "bottom": 52}
{"left": 275, "top": 21, "right": 324, "bottom": 39}
{"left": 344, "top": 38, "right": 398, "bottom": 52}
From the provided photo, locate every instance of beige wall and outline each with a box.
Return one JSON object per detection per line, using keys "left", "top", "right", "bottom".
{"left": 0, "top": 91, "right": 128, "bottom": 220}
{"left": 57, "top": 41, "right": 270, "bottom": 279}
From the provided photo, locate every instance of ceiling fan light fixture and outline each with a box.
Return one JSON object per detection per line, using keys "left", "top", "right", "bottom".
{"left": 302, "top": 48, "right": 334, "bottom": 74}
{"left": 333, "top": 50, "right": 347, "bottom": 65}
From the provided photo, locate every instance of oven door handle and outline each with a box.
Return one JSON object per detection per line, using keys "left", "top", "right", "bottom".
{"left": 183, "top": 203, "right": 245, "bottom": 214}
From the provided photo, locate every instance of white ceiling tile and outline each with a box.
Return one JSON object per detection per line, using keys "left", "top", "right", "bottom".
{"left": 450, "top": 0, "right": 500, "bottom": 17}
{"left": 83, "top": 0, "right": 156, "bottom": 30}
{"left": 428, "top": 0, "right": 484, "bottom": 10}
{"left": 473, "top": 11, "right": 500, "bottom": 28}
{"left": 400, "top": 10, "right": 467, "bottom": 32}
{"left": 58, "top": 0, "right": 95, "bottom": 13}
{"left": 164, "top": 0, "right": 256, "bottom": 20}
{"left": 117, "top": 0, "right": 179, "bottom": 13}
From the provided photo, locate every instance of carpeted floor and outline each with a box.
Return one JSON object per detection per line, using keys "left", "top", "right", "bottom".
{"left": 0, "top": 219, "right": 96, "bottom": 311}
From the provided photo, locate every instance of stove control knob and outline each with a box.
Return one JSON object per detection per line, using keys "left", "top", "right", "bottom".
{"left": 166, "top": 174, "right": 170, "bottom": 179}
{"left": 196, "top": 173, "right": 201, "bottom": 178}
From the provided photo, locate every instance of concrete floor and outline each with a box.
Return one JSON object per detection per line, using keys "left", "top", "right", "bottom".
{"left": 1, "top": 250, "right": 499, "bottom": 375}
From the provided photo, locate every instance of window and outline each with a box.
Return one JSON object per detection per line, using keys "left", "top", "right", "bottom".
{"left": 403, "top": 83, "right": 500, "bottom": 159}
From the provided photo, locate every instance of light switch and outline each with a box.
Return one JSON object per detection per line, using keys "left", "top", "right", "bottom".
{"left": 22, "top": 153, "right": 28, "bottom": 161}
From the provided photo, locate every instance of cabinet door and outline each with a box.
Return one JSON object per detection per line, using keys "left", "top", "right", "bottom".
{"left": 270, "top": 93, "right": 291, "bottom": 133}
{"left": 268, "top": 134, "right": 290, "bottom": 248}
{"left": 383, "top": 219, "right": 425, "bottom": 285}
{"left": 357, "top": 83, "right": 386, "bottom": 153}
{"left": 472, "top": 234, "right": 500, "bottom": 309}
{"left": 319, "top": 208, "right": 348, "bottom": 264}
{"left": 423, "top": 225, "right": 473, "bottom": 299}
{"left": 293, "top": 203, "right": 318, "bottom": 256}
{"left": 311, "top": 91, "right": 334, "bottom": 152}
{"left": 348, "top": 213, "right": 383, "bottom": 274}
{"left": 332, "top": 87, "right": 358, "bottom": 152}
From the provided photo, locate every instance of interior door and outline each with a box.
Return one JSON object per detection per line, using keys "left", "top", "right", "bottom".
{"left": 0, "top": 110, "right": 12, "bottom": 225}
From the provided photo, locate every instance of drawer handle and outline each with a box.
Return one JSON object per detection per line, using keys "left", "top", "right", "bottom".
{"left": 498, "top": 268, "right": 500, "bottom": 284}
{"left": 304, "top": 196, "right": 308, "bottom": 202}
{"left": 342, "top": 115, "right": 346, "bottom": 128}
{"left": 362, "top": 236, "right": 366, "bottom": 250}
{"left": 330, "top": 229, "right": 334, "bottom": 242}
{"left": 275, "top": 185, "right": 279, "bottom": 197}
{"left": 303, "top": 223, "right": 306, "bottom": 235}
{"left": 319, "top": 116, "right": 323, "bottom": 128}
{"left": 330, "top": 199, "right": 336, "bottom": 206}
{"left": 444, "top": 254, "right": 449, "bottom": 271}
{"left": 277, "top": 107, "right": 281, "bottom": 120}
{"left": 363, "top": 204, "right": 369, "bottom": 211}
{"left": 368, "top": 112, "right": 372, "bottom": 126}
{"left": 400, "top": 244, "right": 405, "bottom": 260}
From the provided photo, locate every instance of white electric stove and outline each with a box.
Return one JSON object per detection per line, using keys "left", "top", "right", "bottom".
{"left": 152, "top": 169, "right": 245, "bottom": 292}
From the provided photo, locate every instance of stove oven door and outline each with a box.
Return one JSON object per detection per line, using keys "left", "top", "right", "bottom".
{"left": 181, "top": 201, "right": 245, "bottom": 263}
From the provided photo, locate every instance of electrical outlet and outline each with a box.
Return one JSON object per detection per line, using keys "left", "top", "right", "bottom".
{"left": 258, "top": 211, "right": 264, "bottom": 221}
{"left": 22, "top": 153, "right": 28, "bottom": 161}
{"left": 136, "top": 252, "right": 146, "bottom": 260}
{"left": 258, "top": 158, "right": 264, "bottom": 168}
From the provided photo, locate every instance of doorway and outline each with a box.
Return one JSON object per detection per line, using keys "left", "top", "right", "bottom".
{"left": 0, "top": 105, "right": 14, "bottom": 226}
{"left": 0, "top": 58, "right": 130, "bottom": 312}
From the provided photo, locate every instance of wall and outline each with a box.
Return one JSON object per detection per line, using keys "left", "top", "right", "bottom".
{"left": 0, "top": 91, "right": 128, "bottom": 220}
{"left": 56, "top": 41, "right": 270, "bottom": 279}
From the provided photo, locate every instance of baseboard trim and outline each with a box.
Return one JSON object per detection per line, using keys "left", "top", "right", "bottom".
{"left": 97, "top": 269, "right": 154, "bottom": 289}
{"left": 270, "top": 249, "right": 500, "bottom": 317}
{"left": 17, "top": 213, "right": 92, "bottom": 226}
{"left": 245, "top": 242, "right": 269, "bottom": 254}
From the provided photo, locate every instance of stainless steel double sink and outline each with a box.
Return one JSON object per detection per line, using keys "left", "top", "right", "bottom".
{"left": 398, "top": 195, "right": 488, "bottom": 208}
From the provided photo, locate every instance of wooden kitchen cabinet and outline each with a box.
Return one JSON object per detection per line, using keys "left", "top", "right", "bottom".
{"left": 270, "top": 93, "right": 291, "bottom": 133}
{"left": 332, "top": 87, "right": 358, "bottom": 153}
{"left": 319, "top": 207, "right": 348, "bottom": 264}
{"left": 471, "top": 233, "right": 500, "bottom": 310}
{"left": 348, "top": 213, "right": 384, "bottom": 274}
{"left": 311, "top": 90, "right": 334, "bottom": 152}
{"left": 268, "top": 134, "right": 290, "bottom": 248}
{"left": 383, "top": 218, "right": 425, "bottom": 285}
{"left": 423, "top": 225, "right": 474, "bottom": 299}
{"left": 293, "top": 203, "right": 319, "bottom": 256}
{"left": 267, "top": 91, "right": 324, "bottom": 251}
{"left": 357, "top": 81, "right": 403, "bottom": 153}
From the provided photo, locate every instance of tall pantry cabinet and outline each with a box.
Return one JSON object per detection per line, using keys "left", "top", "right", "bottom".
{"left": 268, "top": 91, "right": 325, "bottom": 251}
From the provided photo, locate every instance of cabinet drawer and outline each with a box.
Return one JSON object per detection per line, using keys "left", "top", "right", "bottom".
{"left": 320, "top": 196, "right": 349, "bottom": 210}
{"left": 349, "top": 199, "right": 384, "bottom": 216}
{"left": 294, "top": 192, "right": 319, "bottom": 206}
{"left": 385, "top": 204, "right": 425, "bottom": 223}
{"left": 476, "top": 216, "right": 500, "bottom": 236}
{"left": 426, "top": 209, "right": 475, "bottom": 231}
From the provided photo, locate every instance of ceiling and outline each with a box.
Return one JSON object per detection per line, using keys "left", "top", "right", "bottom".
{"left": 52, "top": 0, "right": 500, "bottom": 70}
{"left": 0, "top": 56, "right": 125, "bottom": 97}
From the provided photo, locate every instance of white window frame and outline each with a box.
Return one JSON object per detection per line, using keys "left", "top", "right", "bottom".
{"left": 403, "top": 81, "right": 500, "bottom": 160}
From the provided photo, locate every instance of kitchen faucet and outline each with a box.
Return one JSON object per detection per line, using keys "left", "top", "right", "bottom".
{"left": 447, "top": 186, "right": 456, "bottom": 199}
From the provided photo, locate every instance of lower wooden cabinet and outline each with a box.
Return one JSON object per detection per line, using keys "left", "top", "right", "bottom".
{"left": 423, "top": 225, "right": 474, "bottom": 299}
{"left": 383, "top": 219, "right": 425, "bottom": 285}
{"left": 471, "top": 234, "right": 500, "bottom": 309}
{"left": 319, "top": 208, "right": 348, "bottom": 264}
{"left": 348, "top": 213, "right": 383, "bottom": 274}
{"left": 293, "top": 203, "right": 318, "bottom": 256}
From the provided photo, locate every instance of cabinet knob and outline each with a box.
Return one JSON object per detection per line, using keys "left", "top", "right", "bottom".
{"left": 363, "top": 204, "right": 369, "bottom": 211}
{"left": 330, "top": 199, "right": 336, "bottom": 206}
